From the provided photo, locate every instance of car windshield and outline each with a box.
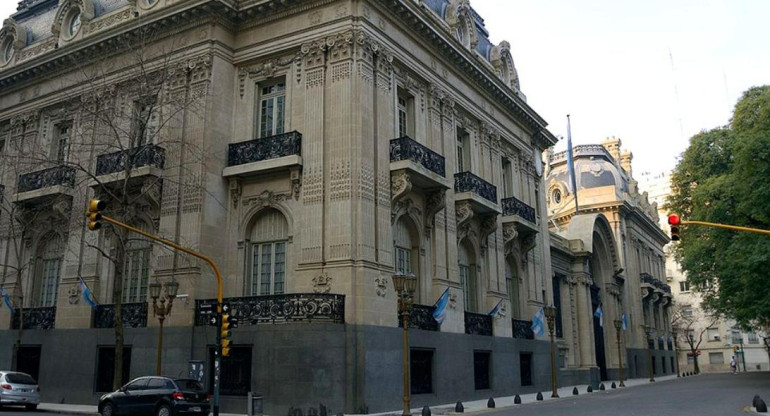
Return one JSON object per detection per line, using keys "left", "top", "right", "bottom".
{"left": 5, "top": 373, "right": 37, "bottom": 385}
{"left": 173, "top": 379, "right": 204, "bottom": 391}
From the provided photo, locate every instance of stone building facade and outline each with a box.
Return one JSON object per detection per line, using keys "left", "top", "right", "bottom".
{"left": 545, "top": 138, "right": 676, "bottom": 383}
{"left": 0, "top": 0, "right": 675, "bottom": 413}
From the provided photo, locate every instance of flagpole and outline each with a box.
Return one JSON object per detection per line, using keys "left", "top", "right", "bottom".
{"left": 566, "top": 115, "right": 579, "bottom": 215}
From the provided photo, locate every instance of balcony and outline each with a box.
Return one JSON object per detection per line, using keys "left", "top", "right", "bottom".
{"left": 501, "top": 196, "right": 538, "bottom": 237}
{"left": 398, "top": 304, "right": 439, "bottom": 331}
{"left": 92, "top": 144, "right": 165, "bottom": 186}
{"left": 194, "top": 293, "right": 344, "bottom": 326}
{"left": 12, "top": 307, "right": 56, "bottom": 330}
{"left": 223, "top": 131, "right": 302, "bottom": 178}
{"left": 464, "top": 311, "right": 493, "bottom": 336}
{"left": 454, "top": 171, "right": 501, "bottom": 215}
{"left": 390, "top": 136, "right": 450, "bottom": 190}
{"left": 93, "top": 302, "right": 148, "bottom": 328}
{"left": 14, "top": 165, "right": 75, "bottom": 203}
{"left": 512, "top": 319, "right": 535, "bottom": 340}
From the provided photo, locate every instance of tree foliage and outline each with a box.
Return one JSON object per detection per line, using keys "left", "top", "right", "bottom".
{"left": 666, "top": 85, "right": 770, "bottom": 327}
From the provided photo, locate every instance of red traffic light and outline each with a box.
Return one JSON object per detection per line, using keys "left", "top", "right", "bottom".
{"left": 668, "top": 214, "right": 681, "bottom": 226}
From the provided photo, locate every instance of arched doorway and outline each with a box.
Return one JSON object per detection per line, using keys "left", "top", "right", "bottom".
{"left": 247, "top": 208, "right": 289, "bottom": 295}
{"left": 505, "top": 256, "right": 520, "bottom": 319}
{"left": 394, "top": 215, "right": 421, "bottom": 301}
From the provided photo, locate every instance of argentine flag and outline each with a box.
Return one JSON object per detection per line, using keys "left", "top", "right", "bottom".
{"left": 432, "top": 288, "right": 450, "bottom": 325}
{"left": 79, "top": 276, "right": 99, "bottom": 309}
{"left": 1, "top": 287, "right": 14, "bottom": 314}
{"left": 531, "top": 308, "right": 546, "bottom": 337}
{"left": 594, "top": 305, "right": 603, "bottom": 327}
{"left": 488, "top": 299, "right": 503, "bottom": 318}
{"left": 621, "top": 313, "right": 628, "bottom": 331}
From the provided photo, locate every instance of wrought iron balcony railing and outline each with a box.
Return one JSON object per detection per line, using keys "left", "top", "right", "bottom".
{"left": 227, "top": 131, "right": 302, "bottom": 167}
{"left": 501, "top": 196, "right": 537, "bottom": 223}
{"left": 195, "top": 293, "right": 344, "bottom": 325}
{"left": 390, "top": 136, "right": 446, "bottom": 177}
{"left": 454, "top": 171, "right": 497, "bottom": 204}
{"left": 398, "top": 304, "right": 439, "bottom": 331}
{"left": 640, "top": 273, "right": 656, "bottom": 286}
{"left": 464, "top": 311, "right": 493, "bottom": 336}
{"left": 662, "top": 284, "right": 672, "bottom": 294}
{"left": 12, "top": 307, "right": 56, "bottom": 330}
{"left": 95, "top": 144, "right": 166, "bottom": 176}
{"left": 512, "top": 319, "right": 535, "bottom": 339}
{"left": 17, "top": 165, "right": 75, "bottom": 193}
{"left": 93, "top": 302, "right": 148, "bottom": 328}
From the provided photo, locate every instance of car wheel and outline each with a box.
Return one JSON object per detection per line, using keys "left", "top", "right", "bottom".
{"left": 101, "top": 402, "right": 116, "bottom": 416}
{"left": 25, "top": 404, "right": 38, "bottom": 411}
{"left": 156, "top": 404, "right": 172, "bottom": 416}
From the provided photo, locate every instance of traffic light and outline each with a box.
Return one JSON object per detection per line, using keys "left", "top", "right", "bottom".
{"left": 668, "top": 214, "right": 681, "bottom": 241}
{"left": 733, "top": 346, "right": 742, "bottom": 354}
{"left": 85, "top": 199, "right": 106, "bottom": 231}
{"left": 221, "top": 313, "right": 237, "bottom": 357}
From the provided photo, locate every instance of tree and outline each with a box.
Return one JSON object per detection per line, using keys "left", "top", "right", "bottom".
{"left": 670, "top": 303, "right": 720, "bottom": 374}
{"left": 666, "top": 85, "right": 770, "bottom": 328}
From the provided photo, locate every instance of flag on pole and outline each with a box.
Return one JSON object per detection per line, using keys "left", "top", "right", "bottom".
{"left": 531, "top": 308, "right": 546, "bottom": 337}
{"left": 79, "top": 276, "right": 99, "bottom": 309}
{"left": 621, "top": 312, "right": 628, "bottom": 330}
{"left": 432, "top": 288, "right": 450, "bottom": 325}
{"left": 488, "top": 299, "right": 504, "bottom": 318}
{"left": 566, "top": 115, "right": 579, "bottom": 213}
{"left": 1, "top": 287, "right": 14, "bottom": 314}
{"left": 594, "top": 305, "right": 603, "bottom": 327}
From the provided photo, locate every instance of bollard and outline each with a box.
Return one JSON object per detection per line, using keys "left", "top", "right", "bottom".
{"left": 611, "top": 382, "right": 616, "bottom": 389}
{"left": 587, "top": 385, "right": 593, "bottom": 393}
{"left": 455, "top": 401, "right": 464, "bottom": 413}
{"left": 572, "top": 387, "right": 579, "bottom": 396}
{"left": 514, "top": 395, "right": 522, "bottom": 405}
{"left": 487, "top": 398, "right": 495, "bottom": 408}
{"left": 536, "top": 392, "right": 543, "bottom": 401}
{"left": 422, "top": 406, "right": 431, "bottom": 416}
{"left": 599, "top": 383, "right": 605, "bottom": 391}
{"left": 753, "top": 395, "right": 768, "bottom": 413}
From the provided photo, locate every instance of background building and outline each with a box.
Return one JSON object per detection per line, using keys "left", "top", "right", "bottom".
{"left": 638, "top": 171, "right": 770, "bottom": 374}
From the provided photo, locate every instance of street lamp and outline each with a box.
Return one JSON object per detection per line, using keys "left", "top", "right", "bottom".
{"left": 544, "top": 305, "right": 559, "bottom": 398}
{"left": 393, "top": 273, "right": 417, "bottom": 416}
{"left": 613, "top": 320, "right": 625, "bottom": 387}
{"left": 150, "top": 279, "right": 179, "bottom": 376}
{"left": 645, "top": 326, "right": 655, "bottom": 382}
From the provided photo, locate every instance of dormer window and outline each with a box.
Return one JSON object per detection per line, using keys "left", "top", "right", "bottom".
{"left": 67, "top": 9, "right": 82, "bottom": 38}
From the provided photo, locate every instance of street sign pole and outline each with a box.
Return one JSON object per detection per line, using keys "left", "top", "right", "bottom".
{"left": 214, "top": 304, "right": 222, "bottom": 416}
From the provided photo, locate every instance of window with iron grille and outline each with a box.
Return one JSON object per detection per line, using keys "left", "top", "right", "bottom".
{"left": 410, "top": 349, "right": 434, "bottom": 395}
{"left": 474, "top": 351, "right": 491, "bottom": 390}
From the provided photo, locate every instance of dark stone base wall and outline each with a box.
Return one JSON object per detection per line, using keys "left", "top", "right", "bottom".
{"left": 625, "top": 348, "right": 677, "bottom": 380}
{"left": 2, "top": 326, "right": 663, "bottom": 415}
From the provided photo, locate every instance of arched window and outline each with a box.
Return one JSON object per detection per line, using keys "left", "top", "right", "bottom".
{"left": 34, "top": 233, "right": 65, "bottom": 307}
{"left": 458, "top": 241, "right": 477, "bottom": 312}
{"left": 248, "top": 208, "right": 288, "bottom": 296}
{"left": 394, "top": 216, "right": 420, "bottom": 297}
{"left": 123, "top": 228, "right": 151, "bottom": 303}
{"left": 505, "top": 257, "right": 519, "bottom": 319}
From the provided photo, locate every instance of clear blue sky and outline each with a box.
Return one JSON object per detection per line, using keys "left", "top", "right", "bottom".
{"left": 2, "top": 1, "right": 768, "bottom": 173}
{"left": 472, "top": 0, "right": 770, "bottom": 174}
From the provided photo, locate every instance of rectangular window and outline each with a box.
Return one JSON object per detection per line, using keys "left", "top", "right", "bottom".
{"left": 250, "top": 241, "right": 286, "bottom": 295}
{"left": 209, "top": 346, "right": 251, "bottom": 396}
{"left": 679, "top": 281, "right": 690, "bottom": 292}
{"left": 473, "top": 351, "right": 491, "bottom": 390}
{"left": 709, "top": 352, "right": 724, "bottom": 365}
{"left": 460, "top": 265, "right": 475, "bottom": 312}
{"left": 39, "top": 258, "right": 61, "bottom": 307}
{"left": 748, "top": 331, "right": 760, "bottom": 344}
{"left": 257, "top": 79, "right": 286, "bottom": 138}
{"left": 396, "top": 90, "right": 415, "bottom": 138}
{"left": 707, "top": 327, "right": 720, "bottom": 342}
{"left": 53, "top": 122, "right": 71, "bottom": 163}
{"left": 123, "top": 247, "right": 151, "bottom": 303}
{"left": 661, "top": 356, "right": 667, "bottom": 373}
{"left": 501, "top": 159, "right": 512, "bottom": 198}
{"left": 131, "top": 98, "right": 158, "bottom": 145}
{"left": 519, "top": 353, "right": 533, "bottom": 386}
{"left": 682, "top": 307, "right": 693, "bottom": 317}
{"left": 456, "top": 128, "right": 469, "bottom": 173}
{"left": 731, "top": 330, "right": 742, "bottom": 345}
{"left": 395, "top": 247, "right": 412, "bottom": 275}
{"left": 410, "top": 349, "right": 433, "bottom": 395}
{"left": 95, "top": 346, "right": 131, "bottom": 392}
{"left": 652, "top": 356, "right": 657, "bottom": 375}
{"left": 687, "top": 355, "right": 694, "bottom": 364}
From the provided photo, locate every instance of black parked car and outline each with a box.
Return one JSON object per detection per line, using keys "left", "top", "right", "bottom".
{"left": 98, "top": 377, "right": 210, "bottom": 416}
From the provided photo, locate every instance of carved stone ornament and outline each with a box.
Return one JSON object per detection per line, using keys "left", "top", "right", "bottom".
{"left": 312, "top": 272, "right": 332, "bottom": 294}
{"left": 392, "top": 198, "right": 422, "bottom": 227}
{"left": 229, "top": 179, "right": 242, "bottom": 208}
{"left": 375, "top": 276, "right": 388, "bottom": 297}
{"left": 495, "top": 303, "right": 507, "bottom": 320}
{"left": 52, "top": 198, "right": 72, "bottom": 220}
{"left": 242, "top": 190, "right": 292, "bottom": 207}
{"left": 449, "top": 291, "right": 458, "bottom": 309}
{"left": 239, "top": 54, "right": 297, "bottom": 98}
{"left": 424, "top": 189, "right": 446, "bottom": 228}
{"left": 141, "top": 179, "right": 162, "bottom": 208}
{"left": 390, "top": 171, "right": 412, "bottom": 206}
{"left": 455, "top": 201, "right": 474, "bottom": 230}
{"left": 68, "top": 285, "right": 80, "bottom": 305}
{"left": 503, "top": 223, "right": 518, "bottom": 244}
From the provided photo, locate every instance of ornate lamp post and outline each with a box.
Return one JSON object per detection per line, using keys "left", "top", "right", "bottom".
{"left": 392, "top": 273, "right": 418, "bottom": 416}
{"left": 544, "top": 305, "right": 559, "bottom": 398}
{"left": 613, "top": 320, "right": 625, "bottom": 387}
{"left": 150, "top": 279, "right": 179, "bottom": 376}
{"left": 645, "top": 326, "right": 655, "bottom": 382}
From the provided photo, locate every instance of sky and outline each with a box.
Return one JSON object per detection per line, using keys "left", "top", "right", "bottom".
{"left": 471, "top": 0, "right": 770, "bottom": 175}
{"left": 2, "top": 1, "right": 768, "bottom": 174}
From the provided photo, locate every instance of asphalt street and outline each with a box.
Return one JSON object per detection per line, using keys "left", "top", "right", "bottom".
{"left": 486, "top": 372, "right": 770, "bottom": 416}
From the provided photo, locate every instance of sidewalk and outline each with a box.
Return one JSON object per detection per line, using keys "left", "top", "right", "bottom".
{"left": 38, "top": 375, "right": 682, "bottom": 416}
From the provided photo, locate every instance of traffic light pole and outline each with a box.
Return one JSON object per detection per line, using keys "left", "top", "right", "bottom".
{"left": 680, "top": 220, "right": 770, "bottom": 236}
{"left": 96, "top": 215, "right": 225, "bottom": 416}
